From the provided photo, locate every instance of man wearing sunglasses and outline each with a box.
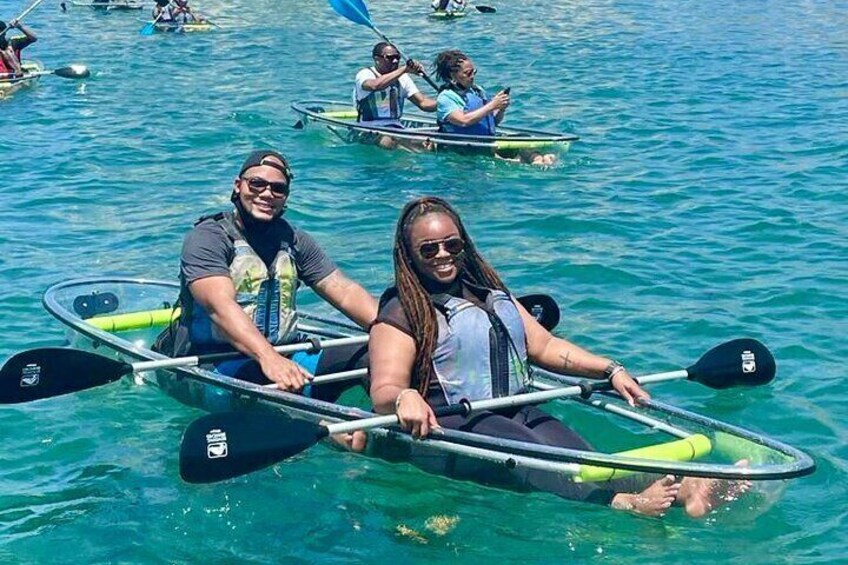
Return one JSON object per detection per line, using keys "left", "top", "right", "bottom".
{"left": 159, "top": 150, "right": 377, "bottom": 437}
{"left": 354, "top": 42, "right": 437, "bottom": 148}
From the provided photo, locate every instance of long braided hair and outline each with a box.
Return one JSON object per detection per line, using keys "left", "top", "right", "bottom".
{"left": 433, "top": 49, "right": 469, "bottom": 89}
{"left": 393, "top": 196, "right": 508, "bottom": 394}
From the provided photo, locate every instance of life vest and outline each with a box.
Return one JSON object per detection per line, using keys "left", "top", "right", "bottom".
{"left": 0, "top": 47, "right": 23, "bottom": 76}
{"left": 428, "top": 288, "right": 530, "bottom": 405}
{"left": 355, "top": 67, "right": 403, "bottom": 122}
{"left": 438, "top": 86, "right": 496, "bottom": 136}
{"left": 183, "top": 212, "right": 299, "bottom": 350}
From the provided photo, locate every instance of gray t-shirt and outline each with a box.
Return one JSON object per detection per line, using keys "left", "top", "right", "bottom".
{"left": 180, "top": 213, "right": 336, "bottom": 287}
{"left": 160, "top": 213, "right": 336, "bottom": 356}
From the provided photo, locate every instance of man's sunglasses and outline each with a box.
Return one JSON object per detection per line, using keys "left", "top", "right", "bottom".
{"left": 418, "top": 237, "right": 465, "bottom": 260}
{"left": 242, "top": 176, "right": 290, "bottom": 197}
{"left": 380, "top": 53, "right": 401, "bottom": 62}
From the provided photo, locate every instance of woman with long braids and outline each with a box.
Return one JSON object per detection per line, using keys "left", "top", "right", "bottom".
{"left": 433, "top": 49, "right": 556, "bottom": 166}
{"left": 368, "top": 196, "right": 742, "bottom": 517}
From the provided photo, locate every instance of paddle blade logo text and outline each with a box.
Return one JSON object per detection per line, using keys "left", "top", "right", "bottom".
{"left": 20, "top": 363, "right": 41, "bottom": 388}
{"left": 205, "top": 429, "right": 228, "bottom": 459}
{"left": 741, "top": 350, "right": 756, "bottom": 374}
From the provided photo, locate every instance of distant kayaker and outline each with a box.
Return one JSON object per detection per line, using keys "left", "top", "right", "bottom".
{"left": 368, "top": 196, "right": 746, "bottom": 516}
{"left": 431, "top": 0, "right": 466, "bottom": 14}
{"left": 172, "top": 0, "right": 202, "bottom": 24}
{"left": 152, "top": 0, "right": 176, "bottom": 23}
{"left": 156, "top": 150, "right": 377, "bottom": 451}
{"left": 0, "top": 20, "right": 38, "bottom": 78}
{"left": 433, "top": 49, "right": 557, "bottom": 166}
{"left": 354, "top": 42, "right": 437, "bottom": 148}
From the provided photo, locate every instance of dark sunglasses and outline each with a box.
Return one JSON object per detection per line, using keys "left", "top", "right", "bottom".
{"left": 242, "top": 176, "right": 290, "bottom": 197}
{"left": 418, "top": 237, "right": 465, "bottom": 260}
{"left": 380, "top": 53, "right": 401, "bottom": 62}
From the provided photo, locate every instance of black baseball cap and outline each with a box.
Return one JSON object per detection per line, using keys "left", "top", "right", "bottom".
{"left": 238, "top": 149, "right": 294, "bottom": 181}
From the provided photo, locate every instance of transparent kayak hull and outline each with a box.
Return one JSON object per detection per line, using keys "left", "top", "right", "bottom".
{"left": 43, "top": 277, "right": 816, "bottom": 484}
{"left": 291, "top": 99, "right": 579, "bottom": 157}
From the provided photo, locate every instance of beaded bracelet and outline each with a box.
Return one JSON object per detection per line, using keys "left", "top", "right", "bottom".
{"left": 394, "top": 388, "right": 418, "bottom": 412}
{"left": 603, "top": 360, "right": 626, "bottom": 384}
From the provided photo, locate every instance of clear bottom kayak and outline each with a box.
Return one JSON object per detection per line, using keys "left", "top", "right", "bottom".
{"left": 41, "top": 277, "right": 815, "bottom": 494}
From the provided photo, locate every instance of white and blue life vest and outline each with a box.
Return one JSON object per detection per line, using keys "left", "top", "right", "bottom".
{"left": 184, "top": 212, "right": 299, "bottom": 350}
{"left": 355, "top": 67, "right": 404, "bottom": 122}
{"left": 438, "top": 86, "right": 496, "bottom": 136}
{"left": 429, "top": 288, "right": 530, "bottom": 405}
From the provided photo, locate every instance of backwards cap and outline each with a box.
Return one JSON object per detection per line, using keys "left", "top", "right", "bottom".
{"left": 238, "top": 149, "right": 294, "bottom": 181}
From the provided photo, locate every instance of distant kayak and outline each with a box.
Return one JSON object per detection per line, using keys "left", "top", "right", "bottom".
{"left": 0, "top": 61, "right": 44, "bottom": 100}
{"left": 72, "top": 0, "right": 145, "bottom": 10}
{"left": 138, "top": 20, "right": 216, "bottom": 33}
{"left": 428, "top": 9, "right": 467, "bottom": 19}
{"left": 291, "top": 99, "right": 579, "bottom": 158}
{"left": 154, "top": 21, "right": 215, "bottom": 33}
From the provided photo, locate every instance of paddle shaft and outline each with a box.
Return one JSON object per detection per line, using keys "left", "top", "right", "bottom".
{"left": 323, "top": 369, "right": 689, "bottom": 436}
{"left": 130, "top": 334, "right": 369, "bottom": 373}
{"left": 4, "top": 0, "right": 47, "bottom": 32}
{"left": 368, "top": 24, "right": 440, "bottom": 91}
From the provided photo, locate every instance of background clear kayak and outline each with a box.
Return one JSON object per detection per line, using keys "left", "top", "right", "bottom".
{"left": 291, "top": 99, "right": 579, "bottom": 158}
{"left": 0, "top": 61, "right": 44, "bottom": 100}
{"left": 71, "top": 0, "right": 145, "bottom": 10}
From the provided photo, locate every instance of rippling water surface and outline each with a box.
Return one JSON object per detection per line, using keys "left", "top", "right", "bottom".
{"left": 2, "top": 0, "right": 846, "bottom": 562}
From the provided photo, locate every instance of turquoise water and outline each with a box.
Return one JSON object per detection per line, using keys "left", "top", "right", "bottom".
{"left": 2, "top": 0, "right": 846, "bottom": 561}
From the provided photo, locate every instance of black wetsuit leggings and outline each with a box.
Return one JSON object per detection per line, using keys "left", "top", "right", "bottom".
{"left": 415, "top": 405, "right": 655, "bottom": 505}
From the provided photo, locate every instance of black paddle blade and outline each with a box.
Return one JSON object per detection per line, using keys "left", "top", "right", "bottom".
{"left": 687, "top": 338, "right": 775, "bottom": 389}
{"left": 518, "top": 294, "right": 560, "bottom": 331}
{"left": 54, "top": 65, "right": 90, "bottom": 79}
{"left": 475, "top": 5, "right": 497, "bottom": 13}
{"left": 0, "top": 347, "right": 130, "bottom": 404}
{"left": 180, "top": 411, "right": 325, "bottom": 484}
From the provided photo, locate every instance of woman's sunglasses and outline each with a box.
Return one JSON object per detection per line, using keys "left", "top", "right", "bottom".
{"left": 418, "top": 237, "right": 465, "bottom": 260}
{"left": 242, "top": 176, "right": 290, "bottom": 197}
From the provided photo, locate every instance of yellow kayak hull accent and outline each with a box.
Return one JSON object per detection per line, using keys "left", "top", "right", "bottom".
{"left": 576, "top": 434, "right": 713, "bottom": 482}
{"left": 86, "top": 308, "right": 180, "bottom": 332}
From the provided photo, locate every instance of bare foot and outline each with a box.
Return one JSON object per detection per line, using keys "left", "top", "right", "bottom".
{"left": 530, "top": 153, "right": 557, "bottom": 167}
{"left": 611, "top": 474, "right": 680, "bottom": 516}
{"left": 678, "top": 460, "right": 751, "bottom": 517}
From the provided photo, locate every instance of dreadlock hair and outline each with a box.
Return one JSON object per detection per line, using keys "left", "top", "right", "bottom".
{"left": 393, "top": 196, "right": 508, "bottom": 395}
{"left": 433, "top": 49, "right": 469, "bottom": 87}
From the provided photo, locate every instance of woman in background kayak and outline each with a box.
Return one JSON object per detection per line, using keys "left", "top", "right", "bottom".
{"left": 433, "top": 49, "right": 557, "bottom": 166}
{"left": 0, "top": 19, "right": 38, "bottom": 78}
{"left": 368, "top": 196, "right": 744, "bottom": 517}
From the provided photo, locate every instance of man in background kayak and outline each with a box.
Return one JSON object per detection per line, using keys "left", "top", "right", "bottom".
{"left": 156, "top": 150, "right": 376, "bottom": 448}
{"left": 354, "top": 42, "right": 437, "bottom": 148}
{"left": 0, "top": 20, "right": 38, "bottom": 78}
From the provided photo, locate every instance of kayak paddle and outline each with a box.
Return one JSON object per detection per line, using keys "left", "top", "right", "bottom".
{"left": 0, "top": 334, "right": 368, "bottom": 404}
{"left": 473, "top": 5, "right": 497, "bottom": 13}
{"left": 23, "top": 65, "right": 91, "bottom": 80}
{"left": 328, "top": 0, "right": 441, "bottom": 91}
{"left": 179, "top": 338, "right": 775, "bottom": 483}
